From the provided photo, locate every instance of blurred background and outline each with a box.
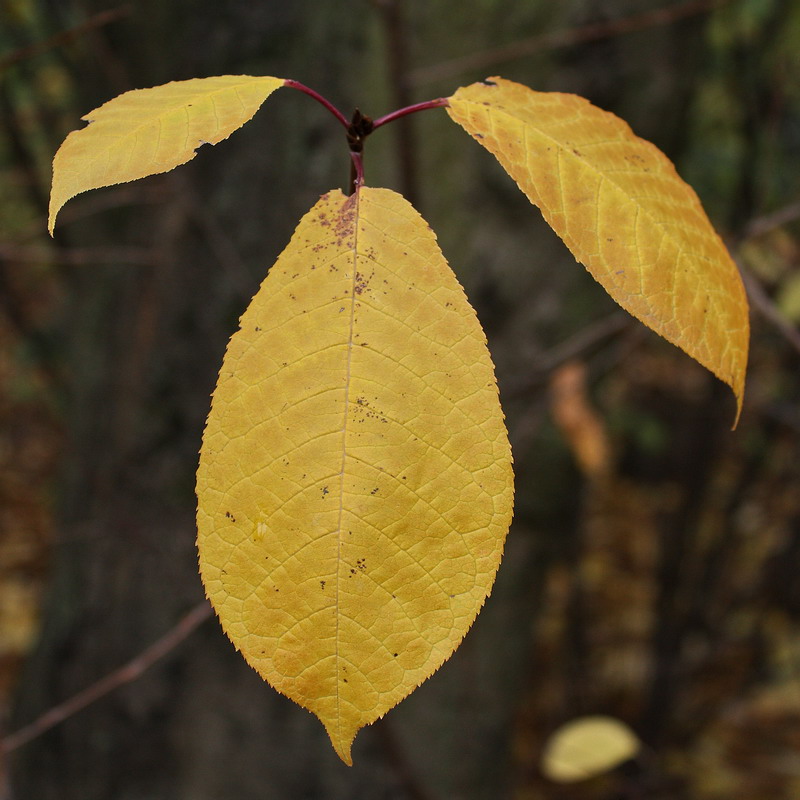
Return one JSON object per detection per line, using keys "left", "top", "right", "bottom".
{"left": 1, "top": 0, "right": 800, "bottom": 797}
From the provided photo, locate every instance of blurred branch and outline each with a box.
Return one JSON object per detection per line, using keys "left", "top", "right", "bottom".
{"left": 533, "top": 312, "right": 632, "bottom": 375}
{"left": 9, "top": 182, "right": 173, "bottom": 244}
{"left": 506, "top": 312, "right": 632, "bottom": 400}
{"left": 0, "top": 6, "right": 132, "bottom": 74}
{"left": 742, "top": 201, "right": 800, "bottom": 240}
{"left": 739, "top": 265, "right": 800, "bottom": 356}
{"left": 190, "top": 202, "right": 254, "bottom": 297}
{"left": 410, "top": 0, "right": 730, "bottom": 86}
{"left": 0, "top": 243, "right": 157, "bottom": 266}
{"left": 0, "top": 601, "right": 212, "bottom": 755}
{"left": 506, "top": 314, "right": 633, "bottom": 457}
{"left": 735, "top": 203, "right": 800, "bottom": 355}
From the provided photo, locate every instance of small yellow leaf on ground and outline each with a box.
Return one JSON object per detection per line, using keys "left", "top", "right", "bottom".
{"left": 541, "top": 715, "right": 641, "bottom": 782}
{"left": 447, "top": 77, "right": 749, "bottom": 424}
{"left": 49, "top": 75, "right": 285, "bottom": 233}
{"left": 196, "top": 187, "right": 514, "bottom": 764}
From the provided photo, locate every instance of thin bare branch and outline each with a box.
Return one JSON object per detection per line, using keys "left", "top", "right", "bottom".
{"left": 410, "top": 0, "right": 730, "bottom": 86}
{"left": 739, "top": 265, "right": 800, "bottom": 356}
{"left": 742, "top": 202, "right": 800, "bottom": 240}
{"left": 0, "top": 6, "right": 132, "bottom": 74}
{"left": 1, "top": 601, "right": 212, "bottom": 755}
{"left": 505, "top": 312, "right": 632, "bottom": 400}
{"left": 0, "top": 244, "right": 158, "bottom": 267}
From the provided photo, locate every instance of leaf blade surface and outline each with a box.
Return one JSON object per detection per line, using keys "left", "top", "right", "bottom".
{"left": 447, "top": 77, "right": 749, "bottom": 422}
{"left": 196, "top": 187, "right": 513, "bottom": 764}
{"left": 49, "top": 75, "right": 285, "bottom": 232}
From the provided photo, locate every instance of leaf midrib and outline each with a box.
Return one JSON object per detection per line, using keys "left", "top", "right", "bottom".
{"left": 333, "top": 190, "right": 361, "bottom": 745}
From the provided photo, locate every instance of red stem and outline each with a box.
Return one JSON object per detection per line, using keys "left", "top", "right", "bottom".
{"left": 284, "top": 79, "right": 350, "bottom": 129}
{"left": 284, "top": 82, "right": 449, "bottom": 191}
{"left": 372, "top": 97, "right": 449, "bottom": 130}
{"left": 350, "top": 150, "right": 365, "bottom": 192}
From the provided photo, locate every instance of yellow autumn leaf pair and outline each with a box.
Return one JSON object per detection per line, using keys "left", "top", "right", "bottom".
{"left": 49, "top": 73, "right": 749, "bottom": 764}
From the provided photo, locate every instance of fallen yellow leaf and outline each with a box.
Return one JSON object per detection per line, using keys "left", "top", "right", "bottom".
{"left": 447, "top": 77, "right": 749, "bottom": 424}
{"left": 196, "top": 186, "right": 514, "bottom": 764}
{"left": 541, "top": 715, "right": 641, "bottom": 782}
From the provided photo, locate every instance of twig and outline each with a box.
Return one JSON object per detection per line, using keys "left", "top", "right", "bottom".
{"left": 742, "top": 201, "right": 800, "bottom": 240}
{"left": 505, "top": 312, "right": 632, "bottom": 400}
{"left": 0, "top": 244, "right": 158, "bottom": 266}
{"left": 9, "top": 182, "right": 173, "bottom": 244}
{"left": 0, "top": 6, "right": 132, "bottom": 74}
{"left": 409, "top": 0, "right": 729, "bottom": 86}
{"left": 739, "top": 265, "right": 800, "bottom": 355}
{"left": 1, "top": 601, "right": 212, "bottom": 755}
{"left": 190, "top": 202, "right": 254, "bottom": 297}
{"left": 534, "top": 312, "right": 632, "bottom": 375}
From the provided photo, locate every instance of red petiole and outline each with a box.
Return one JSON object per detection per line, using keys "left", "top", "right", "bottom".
{"left": 284, "top": 80, "right": 449, "bottom": 191}
{"left": 371, "top": 97, "right": 449, "bottom": 129}
{"left": 283, "top": 80, "right": 350, "bottom": 129}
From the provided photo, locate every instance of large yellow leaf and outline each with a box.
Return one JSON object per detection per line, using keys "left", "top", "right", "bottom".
{"left": 48, "top": 75, "right": 285, "bottom": 233}
{"left": 196, "top": 186, "right": 514, "bottom": 764}
{"left": 447, "top": 77, "right": 749, "bottom": 424}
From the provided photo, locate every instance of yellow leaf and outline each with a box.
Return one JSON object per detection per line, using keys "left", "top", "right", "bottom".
{"left": 447, "top": 77, "right": 749, "bottom": 425}
{"left": 196, "top": 186, "right": 514, "bottom": 764}
{"left": 48, "top": 75, "right": 285, "bottom": 233}
{"left": 541, "top": 715, "right": 641, "bottom": 782}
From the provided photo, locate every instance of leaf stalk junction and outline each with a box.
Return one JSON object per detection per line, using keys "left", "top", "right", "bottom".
{"left": 284, "top": 80, "right": 448, "bottom": 193}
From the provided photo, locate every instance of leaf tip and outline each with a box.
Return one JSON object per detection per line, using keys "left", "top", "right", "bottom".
{"left": 721, "top": 320, "right": 748, "bottom": 430}
{"left": 47, "top": 202, "right": 59, "bottom": 237}
{"left": 730, "top": 385, "right": 745, "bottom": 431}
{"left": 336, "top": 746, "right": 354, "bottom": 767}
{"left": 326, "top": 725, "right": 355, "bottom": 766}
